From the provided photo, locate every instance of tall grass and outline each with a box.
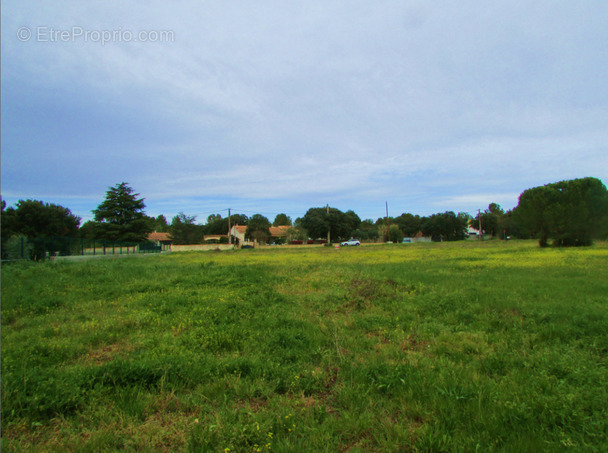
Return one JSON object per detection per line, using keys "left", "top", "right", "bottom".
{"left": 2, "top": 241, "right": 607, "bottom": 451}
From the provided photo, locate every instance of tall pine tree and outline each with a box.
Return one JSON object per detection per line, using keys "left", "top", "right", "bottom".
{"left": 92, "top": 182, "right": 152, "bottom": 242}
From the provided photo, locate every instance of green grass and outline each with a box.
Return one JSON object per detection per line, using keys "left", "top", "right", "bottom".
{"left": 2, "top": 240, "right": 608, "bottom": 451}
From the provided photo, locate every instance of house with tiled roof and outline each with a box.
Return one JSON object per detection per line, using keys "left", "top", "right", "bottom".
{"left": 229, "top": 224, "right": 291, "bottom": 246}
{"left": 230, "top": 225, "right": 248, "bottom": 245}
{"left": 269, "top": 225, "right": 291, "bottom": 238}
{"left": 147, "top": 232, "right": 172, "bottom": 251}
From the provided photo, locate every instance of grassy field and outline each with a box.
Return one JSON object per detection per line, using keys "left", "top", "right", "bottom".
{"left": 2, "top": 240, "right": 607, "bottom": 452}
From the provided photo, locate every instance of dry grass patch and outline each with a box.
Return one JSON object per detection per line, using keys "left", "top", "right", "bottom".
{"left": 82, "top": 342, "right": 134, "bottom": 366}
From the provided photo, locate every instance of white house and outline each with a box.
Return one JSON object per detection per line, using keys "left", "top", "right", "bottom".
{"left": 230, "top": 225, "right": 248, "bottom": 244}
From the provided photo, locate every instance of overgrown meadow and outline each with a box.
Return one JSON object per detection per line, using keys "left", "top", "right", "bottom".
{"left": 2, "top": 241, "right": 607, "bottom": 451}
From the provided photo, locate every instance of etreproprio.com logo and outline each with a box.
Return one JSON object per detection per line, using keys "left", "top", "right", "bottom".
{"left": 17, "top": 26, "right": 175, "bottom": 45}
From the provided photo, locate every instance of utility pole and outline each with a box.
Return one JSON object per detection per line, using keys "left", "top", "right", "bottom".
{"left": 478, "top": 209, "right": 483, "bottom": 240}
{"left": 228, "top": 208, "right": 231, "bottom": 244}
{"left": 326, "top": 204, "right": 331, "bottom": 244}
{"left": 386, "top": 201, "right": 390, "bottom": 242}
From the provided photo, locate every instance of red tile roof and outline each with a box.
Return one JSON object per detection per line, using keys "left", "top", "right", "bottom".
{"left": 269, "top": 225, "right": 290, "bottom": 237}
{"left": 148, "top": 232, "right": 172, "bottom": 242}
{"left": 231, "top": 225, "right": 290, "bottom": 237}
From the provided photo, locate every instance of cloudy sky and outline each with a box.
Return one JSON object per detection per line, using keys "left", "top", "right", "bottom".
{"left": 2, "top": 1, "right": 607, "bottom": 224}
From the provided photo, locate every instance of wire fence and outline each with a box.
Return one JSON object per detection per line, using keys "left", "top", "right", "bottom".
{"left": 1, "top": 236, "right": 162, "bottom": 262}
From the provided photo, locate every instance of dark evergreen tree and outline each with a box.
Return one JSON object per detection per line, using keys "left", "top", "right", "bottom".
{"left": 153, "top": 215, "right": 169, "bottom": 232}
{"left": 92, "top": 182, "right": 152, "bottom": 242}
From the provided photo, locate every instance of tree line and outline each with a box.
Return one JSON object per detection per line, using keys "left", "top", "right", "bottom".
{"left": 2, "top": 177, "right": 607, "bottom": 259}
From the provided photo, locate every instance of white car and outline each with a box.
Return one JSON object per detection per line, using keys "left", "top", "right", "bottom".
{"left": 341, "top": 239, "right": 361, "bottom": 246}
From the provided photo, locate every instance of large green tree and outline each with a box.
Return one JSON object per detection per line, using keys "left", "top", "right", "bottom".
{"left": 352, "top": 219, "right": 379, "bottom": 241}
{"left": 92, "top": 182, "right": 152, "bottom": 242}
{"left": 344, "top": 210, "right": 362, "bottom": 234}
{"left": 246, "top": 214, "right": 272, "bottom": 243}
{"left": 169, "top": 213, "right": 204, "bottom": 245}
{"left": 273, "top": 213, "right": 292, "bottom": 227}
{"left": 204, "top": 213, "right": 248, "bottom": 235}
{"left": 300, "top": 207, "right": 354, "bottom": 242}
{"left": 516, "top": 177, "right": 608, "bottom": 246}
{"left": 1, "top": 199, "right": 16, "bottom": 248}
{"left": 394, "top": 213, "right": 423, "bottom": 237}
{"left": 2, "top": 199, "right": 80, "bottom": 238}
{"left": 472, "top": 203, "right": 504, "bottom": 237}
{"left": 497, "top": 209, "right": 524, "bottom": 239}
{"left": 204, "top": 214, "right": 226, "bottom": 235}
{"left": 1, "top": 199, "right": 81, "bottom": 259}
{"left": 152, "top": 215, "right": 169, "bottom": 232}
{"left": 421, "top": 211, "right": 467, "bottom": 242}
{"left": 378, "top": 224, "right": 404, "bottom": 243}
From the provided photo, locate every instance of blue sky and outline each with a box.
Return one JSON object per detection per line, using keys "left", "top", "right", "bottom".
{"left": 2, "top": 1, "right": 607, "bottom": 225}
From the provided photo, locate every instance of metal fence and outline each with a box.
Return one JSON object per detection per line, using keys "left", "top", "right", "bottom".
{"left": 1, "top": 236, "right": 162, "bottom": 261}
